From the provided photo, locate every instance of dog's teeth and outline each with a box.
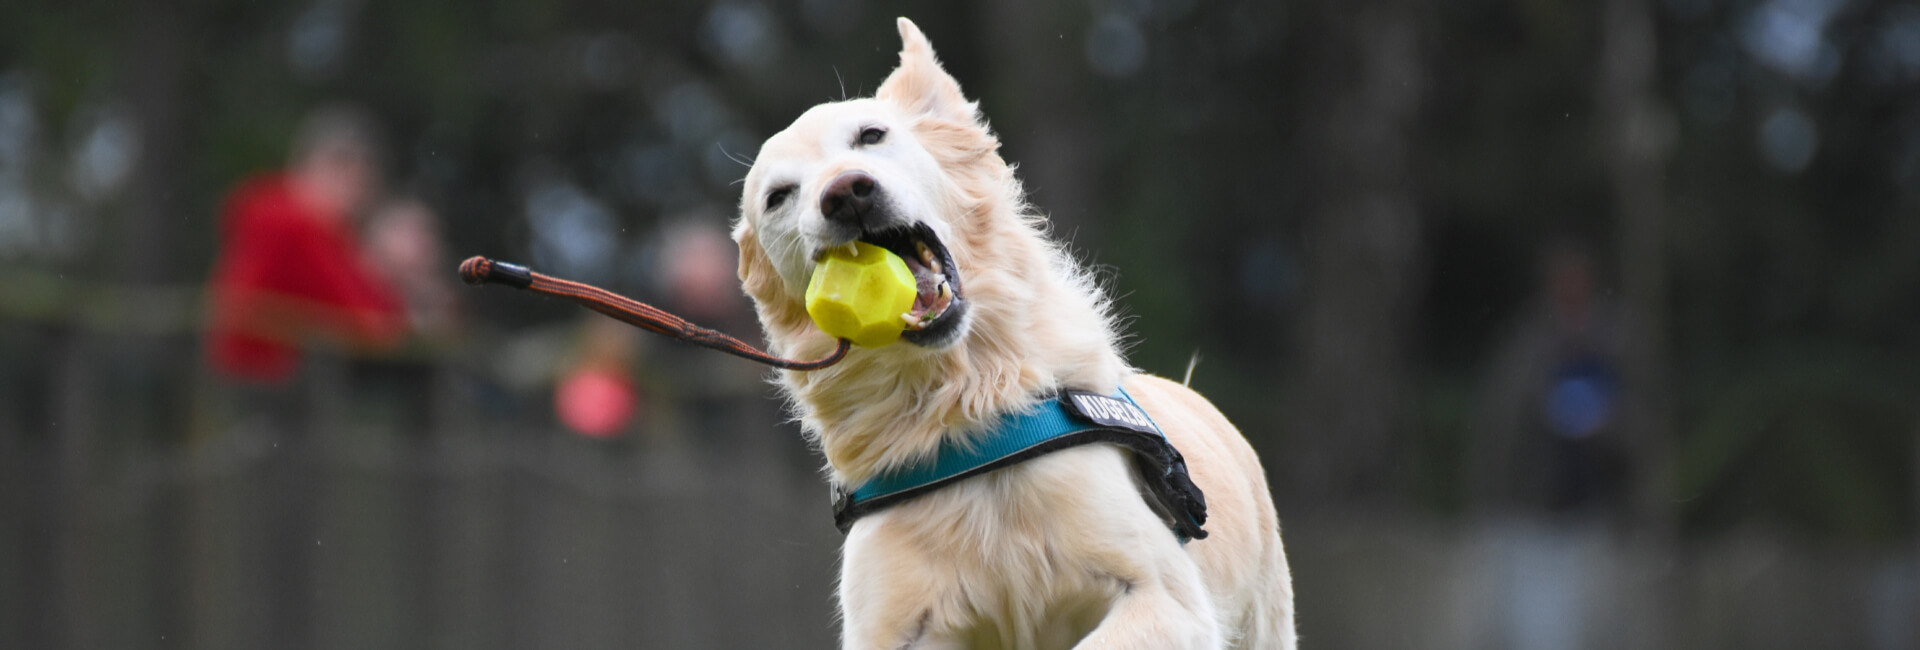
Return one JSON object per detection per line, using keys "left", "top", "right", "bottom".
{"left": 844, "top": 242, "right": 860, "bottom": 257}
{"left": 921, "top": 282, "right": 954, "bottom": 320}
{"left": 901, "top": 313, "right": 923, "bottom": 330}
{"left": 916, "top": 241, "right": 938, "bottom": 269}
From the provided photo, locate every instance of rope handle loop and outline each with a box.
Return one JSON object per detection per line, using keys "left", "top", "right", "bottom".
{"left": 457, "top": 255, "right": 850, "bottom": 371}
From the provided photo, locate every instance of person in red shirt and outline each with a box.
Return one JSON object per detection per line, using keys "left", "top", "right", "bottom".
{"left": 205, "top": 106, "right": 405, "bottom": 384}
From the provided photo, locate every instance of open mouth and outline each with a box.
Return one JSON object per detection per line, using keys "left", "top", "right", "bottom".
{"left": 847, "top": 223, "right": 967, "bottom": 344}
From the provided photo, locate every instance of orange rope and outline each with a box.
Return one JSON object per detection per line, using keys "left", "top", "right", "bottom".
{"left": 458, "top": 256, "right": 849, "bottom": 371}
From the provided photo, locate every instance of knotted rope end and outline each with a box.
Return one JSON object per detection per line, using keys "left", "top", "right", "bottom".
{"left": 458, "top": 256, "right": 492, "bottom": 286}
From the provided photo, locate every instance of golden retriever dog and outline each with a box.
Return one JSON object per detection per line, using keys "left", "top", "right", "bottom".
{"left": 732, "top": 18, "right": 1296, "bottom": 650}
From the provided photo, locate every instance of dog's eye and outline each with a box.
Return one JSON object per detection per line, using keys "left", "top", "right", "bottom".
{"left": 857, "top": 127, "right": 887, "bottom": 146}
{"left": 765, "top": 185, "right": 795, "bottom": 211}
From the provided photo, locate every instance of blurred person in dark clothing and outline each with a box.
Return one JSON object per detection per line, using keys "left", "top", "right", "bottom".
{"left": 204, "top": 105, "right": 404, "bottom": 385}
{"left": 1474, "top": 239, "right": 1633, "bottom": 517}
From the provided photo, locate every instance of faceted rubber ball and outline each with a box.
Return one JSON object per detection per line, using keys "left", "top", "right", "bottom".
{"left": 805, "top": 242, "right": 918, "bottom": 348}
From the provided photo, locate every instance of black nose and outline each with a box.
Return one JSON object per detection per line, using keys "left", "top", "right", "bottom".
{"left": 819, "top": 171, "right": 877, "bottom": 226}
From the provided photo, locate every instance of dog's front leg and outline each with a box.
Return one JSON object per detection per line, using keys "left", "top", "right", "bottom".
{"left": 837, "top": 524, "right": 960, "bottom": 650}
{"left": 1071, "top": 559, "right": 1223, "bottom": 650}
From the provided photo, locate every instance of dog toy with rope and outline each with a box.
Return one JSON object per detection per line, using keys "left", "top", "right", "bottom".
{"left": 458, "top": 244, "right": 918, "bottom": 370}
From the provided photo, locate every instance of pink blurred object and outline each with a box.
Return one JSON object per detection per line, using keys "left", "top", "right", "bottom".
{"left": 554, "top": 367, "right": 639, "bottom": 438}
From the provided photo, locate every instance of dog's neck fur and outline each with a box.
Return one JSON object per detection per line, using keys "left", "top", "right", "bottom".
{"left": 805, "top": 213, "right": 1125, "bottom": 487}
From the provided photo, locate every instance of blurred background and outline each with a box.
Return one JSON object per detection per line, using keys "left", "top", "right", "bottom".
{"left": 1, "top": 0, "right": 1916, "bottom": 648}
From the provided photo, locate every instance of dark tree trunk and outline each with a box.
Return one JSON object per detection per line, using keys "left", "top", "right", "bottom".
{"left": 1282, "top": 0, "right": 1426, "bottom": 504}
{"left": 1597, "top": 0, "right": 1676, "bottom": 531}
{"left": 978, "top": 0, "right": 1099, "bottom": 234}
{"left": 1597, "top": 2, "right": 1679, "bottom": 646}
{"left": 116, "top": 0, "right": 192, "bottom": 285}
{"left": 114, "top": 2, "right": 198, "bottom": 645}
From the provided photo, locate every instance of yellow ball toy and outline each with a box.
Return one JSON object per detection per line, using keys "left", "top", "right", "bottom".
{"left": 806, "top": 242, "right": 919, "bottom": 348}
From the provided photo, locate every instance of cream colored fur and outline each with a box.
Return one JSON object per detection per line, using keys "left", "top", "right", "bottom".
{"left": 733, "top": 18, "right": 1296, "bottom": 649}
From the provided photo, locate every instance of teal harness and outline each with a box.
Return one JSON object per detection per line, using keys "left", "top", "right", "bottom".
{"left": 832, "top": 387, "right": 1210, "bottom": 542}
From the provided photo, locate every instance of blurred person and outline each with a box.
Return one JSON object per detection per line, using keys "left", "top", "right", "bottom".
{"left": 644, "top": 217, "right": 773, "bottom": 450}
{"left": 657, "top": 217, "right": 748, "bottom": 325}
{"left": 1474, "top": 239, "right": 1633, "bottom": 516}
{"left": 363, "top": 195, "right": 460, "bottom": 336}
{"left": 547, "top": 218, "right": 749, "bottom": 442}
{"left": 204, "top": 104, "right": 404, "bottom": 384}
{"left": 1470, "top": 239, "right": 1638, "bottom": 650}
{"left": 197, "top": 104, "right": 409, "bottom": 650}
{"left": 354, "top": 195, "right": 468, "bottom": 439}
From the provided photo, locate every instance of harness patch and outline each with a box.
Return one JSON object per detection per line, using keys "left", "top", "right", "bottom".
{"left": 1061, "top": 390, "right": 1156, "bottom": 433}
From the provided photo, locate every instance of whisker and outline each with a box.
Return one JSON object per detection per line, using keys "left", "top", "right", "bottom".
{"left": 717, "top": 142, "right": 755, "bottom": 168}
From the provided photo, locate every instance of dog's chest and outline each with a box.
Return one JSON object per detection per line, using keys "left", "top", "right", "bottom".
{"left": 937, "top": 534, "right": 1125, "bottom": 650}
{"left": 953, "top": 588, "right": 1116, "bottom": 650}
{"left": 861, "top": 445, "right": 1174, "bottom": 647}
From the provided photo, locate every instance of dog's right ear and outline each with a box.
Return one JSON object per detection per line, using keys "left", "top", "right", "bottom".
{"left": 876, "top": 18, "right": 978, "bottom": 124}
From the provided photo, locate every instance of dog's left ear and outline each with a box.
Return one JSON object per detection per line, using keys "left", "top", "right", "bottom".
{"left": 876, "top": 18, "right": 978, "bottom": 124}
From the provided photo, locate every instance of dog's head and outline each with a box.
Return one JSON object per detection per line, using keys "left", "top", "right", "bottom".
{"left": 732, "top": 18, "right": 1127, "bottom": 478}
{"left": 734, "top": 18, "right": 1008, "bottom": 354}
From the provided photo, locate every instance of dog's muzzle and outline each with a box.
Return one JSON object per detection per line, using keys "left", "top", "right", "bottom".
{"left": 813, "top": 173, "right": 969, "bottom": 347}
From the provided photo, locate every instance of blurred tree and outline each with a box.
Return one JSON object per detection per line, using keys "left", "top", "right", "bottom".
{"left": 1282, "top": 0, "right": 1427, "bottom": 503}
{"left": 2, "top": 1, "right": 1920, "bottom": 648}
{"left": 117, "top": 0, "right": 194, "bottom": 285}
{"left": 1599, "top": 0, "right": 1677, "bottom": 530}
{"left": 0, "top": 0, "right": 1910, "bottom": 551}
{"left": 979, "top": 0, "right": 1098, "bottom": 234}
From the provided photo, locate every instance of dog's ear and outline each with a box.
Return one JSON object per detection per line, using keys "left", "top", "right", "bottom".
{"left": 732, "top": 219, "right": 812, "bottom": 332}
{"left": 732, "top": 219, "right": 770, "bottom": 289}
{"left": 733, "top": 220, "right": 792, "bottom": 302}
{"left": 876, "top": 18, "right": 977, "bottom": 124}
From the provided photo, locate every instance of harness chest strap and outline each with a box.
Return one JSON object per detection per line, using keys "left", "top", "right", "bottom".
{"left": 833, "top": 387, "right": 1210, "bottom": 542}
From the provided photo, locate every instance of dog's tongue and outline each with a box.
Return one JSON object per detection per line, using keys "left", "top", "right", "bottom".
{"left": 902, "top": 256, "right": 948, "bottom": 320}
{"left": 914, "top": 271, "right": 938, "bottom": 306}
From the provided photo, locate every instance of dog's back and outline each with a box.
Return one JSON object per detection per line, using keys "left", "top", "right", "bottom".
{"left": 1125, "top": 374, "right": 1297, "bottom": 649}
{"left": 837, "top": 377, "right": 1297, "bottom": 649}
